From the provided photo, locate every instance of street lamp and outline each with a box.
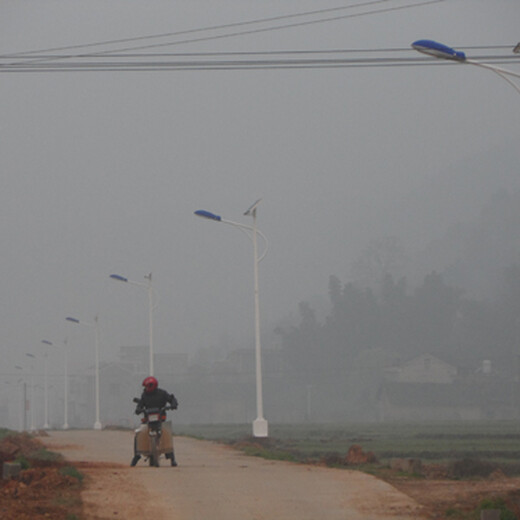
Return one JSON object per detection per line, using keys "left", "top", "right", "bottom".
{"left": 411, "top": 39, "right": 520, "bottom": 95}
{"left": 110, "top": 273, "right": 155, "bottom": 376}
{"left": 66, "top": 316, "right": 102, "bottom": 430}
{"left": 41, "top": 340, "right": 53, "bottom": 429}
{"left": 15, "top": 365, "right": 26, "bottom": 431}
{"left": 25, "top": 353, "right": 36, "bottom": 430}
{"left": 62, "top": 339, "right": 69, "bottom": 430}
{"left": 195, "top": 199, "right": 269, "bottom": 437}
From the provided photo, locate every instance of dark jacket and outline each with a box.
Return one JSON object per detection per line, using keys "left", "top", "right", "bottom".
{"left": 136, "top": 388, "right": 178, "bottom": 413}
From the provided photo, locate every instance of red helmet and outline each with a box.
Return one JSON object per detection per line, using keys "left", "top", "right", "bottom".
{"left": 142, "top": 376, "right": 158, "bottom": 394}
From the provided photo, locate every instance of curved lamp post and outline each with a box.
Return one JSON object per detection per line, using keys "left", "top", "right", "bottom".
{"left": 412, "top": 39, "right": 520, "bottom": 95}
{"left": 110, "top": 273, "right": 155, "bottom": 376}
{"left": 66, "top": 316, "right": 102, "bottom": 430}
{"left": 41, "top": 340, "right": 53, "bottom": 429}
{"left": 195, "top": 200, "right": 269, "bottom": 437}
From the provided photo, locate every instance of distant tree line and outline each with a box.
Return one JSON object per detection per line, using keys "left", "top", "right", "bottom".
{"left": 275, "top": 265, "right": 520, "bottom": 386}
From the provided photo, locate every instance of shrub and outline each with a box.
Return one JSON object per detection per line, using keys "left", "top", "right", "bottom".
{"left": 59, "top": 466, "right": 84, "bottom": 482}
{"left": 479, "top": 498, "right": 516, "bottom": 520}
{"left": 27, "top": 448, "right": 63, "bottom": 467}
{"left": 14, "top": 454, "right": 30, "bottom": 470}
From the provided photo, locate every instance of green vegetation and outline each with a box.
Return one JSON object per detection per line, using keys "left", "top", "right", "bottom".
{"left": 28, "top": 447, "right": 64, "bottom": 464}
{"left": 176, "top": 420, "right": 520, "bottom": 472}
{"left": 14, "top": 454, "right": 30, "bottom": 469}
{"left": 444, "top": 498, "right": 517, "bottom": 519}
{"left": 478, "top": 498, "right": 517, "bottom": 520}
{"left": 59, "top": 465, "right": 85, "bottom": 482}
{"left": 12, "top": 446, "right": 62, "bottom": 468}
{"left": 235, "top": 440, "right": 300, "bottom": 462}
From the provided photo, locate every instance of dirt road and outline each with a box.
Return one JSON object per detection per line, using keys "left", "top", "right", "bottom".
{"left": 43, "top": 430, "right": 426, "bottom": 520}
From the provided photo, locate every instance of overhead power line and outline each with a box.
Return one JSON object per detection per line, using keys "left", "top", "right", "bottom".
{"left": 1, "top": 42, "right": 518, "bottom": 74}
{"left": 2, "top": 0, "right": 427, "bottom": 57}
{"left": 3, "top": 0, "right": 515, "bottom": 75}
{"left": 2, "top": 0, "right": 446, "bottom": 68}
{"left": 3, "top": 45, "right": 515, "bottom": 60}
{"left": 1, "top": 53, "right": 517, "bottom": 73}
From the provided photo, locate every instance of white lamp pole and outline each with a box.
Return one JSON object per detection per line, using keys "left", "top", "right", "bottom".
{"left": 63, "top": 338, "right": 69, "bottom": 430}
{"left": 25, "top": 353, "right": 36, "bottom": 430}
{"left": 14, "top": 366, "right": 26, "bottom": 431}
{"left": 195, "top": 200, "right": 269, "bottom": 437}
{"left": 412, "top": 39, "right": 520, "bottom": 95}
{"left": 110, "top": 273, "right": 155, "bottom": 376}
{"left": 41, "top": 340, "right": 53, "bottom": 429}
{"left": 66, "top": 316, "right": 102, "bottom": 430}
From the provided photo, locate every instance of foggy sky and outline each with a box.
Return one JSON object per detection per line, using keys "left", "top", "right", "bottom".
{"left": 1, "top": 0, "right": 519, "bottom": 381}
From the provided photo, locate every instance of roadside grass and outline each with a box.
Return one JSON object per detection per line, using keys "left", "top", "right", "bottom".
{"left": 12, "top": 444, "right": 65, "bottom": 469}
{"left": 239, "top": 443, "right": 300, "bottom": 462}
{"left": 445, "top": 497, "right": 517, "bottom": 519}
{"left": 59, "top": 465, "right": 85, "bottom": 482}
{"left": 28, "top": 447, "right": 64, "bottom": 465}
{"left": 175, "top": 421, "right": 520, "bottom": 474}
{"left": 0, "top": 429, "right": 65, "bottom": 468}
{"left": 14, "top": 453, "right": 31, "bottom": 469}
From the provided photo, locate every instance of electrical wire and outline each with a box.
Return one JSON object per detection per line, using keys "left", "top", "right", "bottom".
{"left": 1, "top": 0, "right": 420, "bottom": 57}
{"left": 1, "top": 52, "right": 517, "bottom": 73}
{"left": 2, "top": 0, "right": 516, "bottom": 74}
{"left": 3, "top": 45, "right": 515, "bottom": 60}
{"left": 2, "top": 0, "right": 446, "bottom": 67}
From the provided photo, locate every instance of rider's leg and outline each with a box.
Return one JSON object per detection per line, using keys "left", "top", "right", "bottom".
{"left": 131, "top": 435, "right": 141, "bottom": 466}
{"left": 166, "top": 451, "right": 177, "bottom": 466}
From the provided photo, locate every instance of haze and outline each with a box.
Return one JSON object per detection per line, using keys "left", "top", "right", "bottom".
{"left": 1, "top": 0, "right": 519, "bottom": 429}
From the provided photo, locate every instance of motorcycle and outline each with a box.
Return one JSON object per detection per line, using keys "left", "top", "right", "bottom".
{"left": 131, "top": 397, "right": 177, "bottom": 467}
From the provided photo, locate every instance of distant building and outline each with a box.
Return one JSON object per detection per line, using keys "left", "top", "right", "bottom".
{"left": 383, "top": 353, "right": 457, "bottom": 384}
{"left": 378, "top": 353, "right": 515, "bottom": 421}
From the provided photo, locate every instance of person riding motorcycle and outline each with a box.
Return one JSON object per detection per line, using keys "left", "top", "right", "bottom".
{"left": 135, "top": 376, "right": 178, "bottom": 412}
{"left": 133, "top": 376, "right": 179, "bottom": 466}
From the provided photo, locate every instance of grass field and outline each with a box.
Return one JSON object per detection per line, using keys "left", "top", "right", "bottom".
{"left": 175, "top": 421, "right": 520, "bottom": 470}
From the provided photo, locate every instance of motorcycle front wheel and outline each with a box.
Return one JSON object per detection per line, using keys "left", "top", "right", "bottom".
{"left": 150, "top": 435, "right": 159, "bottom": 467}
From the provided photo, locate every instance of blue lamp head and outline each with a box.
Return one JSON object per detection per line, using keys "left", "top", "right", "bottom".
{"left": 110, "top": 274, "right": 128, "bottom": 282}
{"left": 412, "top": 40, "right": 466, "bottom": 61}
{"left": 194, "top": 210, "right": 222, "bottom": 221}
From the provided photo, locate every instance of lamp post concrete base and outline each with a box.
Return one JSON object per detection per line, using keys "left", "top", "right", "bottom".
{"left": 253, "top": 417, "right": 268, "bottom": 438}
{"left": 93, "top": 421, "right": 102, "bottom": 430}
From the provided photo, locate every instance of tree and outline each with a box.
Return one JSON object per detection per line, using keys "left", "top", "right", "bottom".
{"left": 410, "top": 271, "right": 463, "bottom": 355}
{"left": 351, "top": 236, "right": 407, "bottom": 291}
{"left": 277, "top": 301, "right": 321, "bottom": 377}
